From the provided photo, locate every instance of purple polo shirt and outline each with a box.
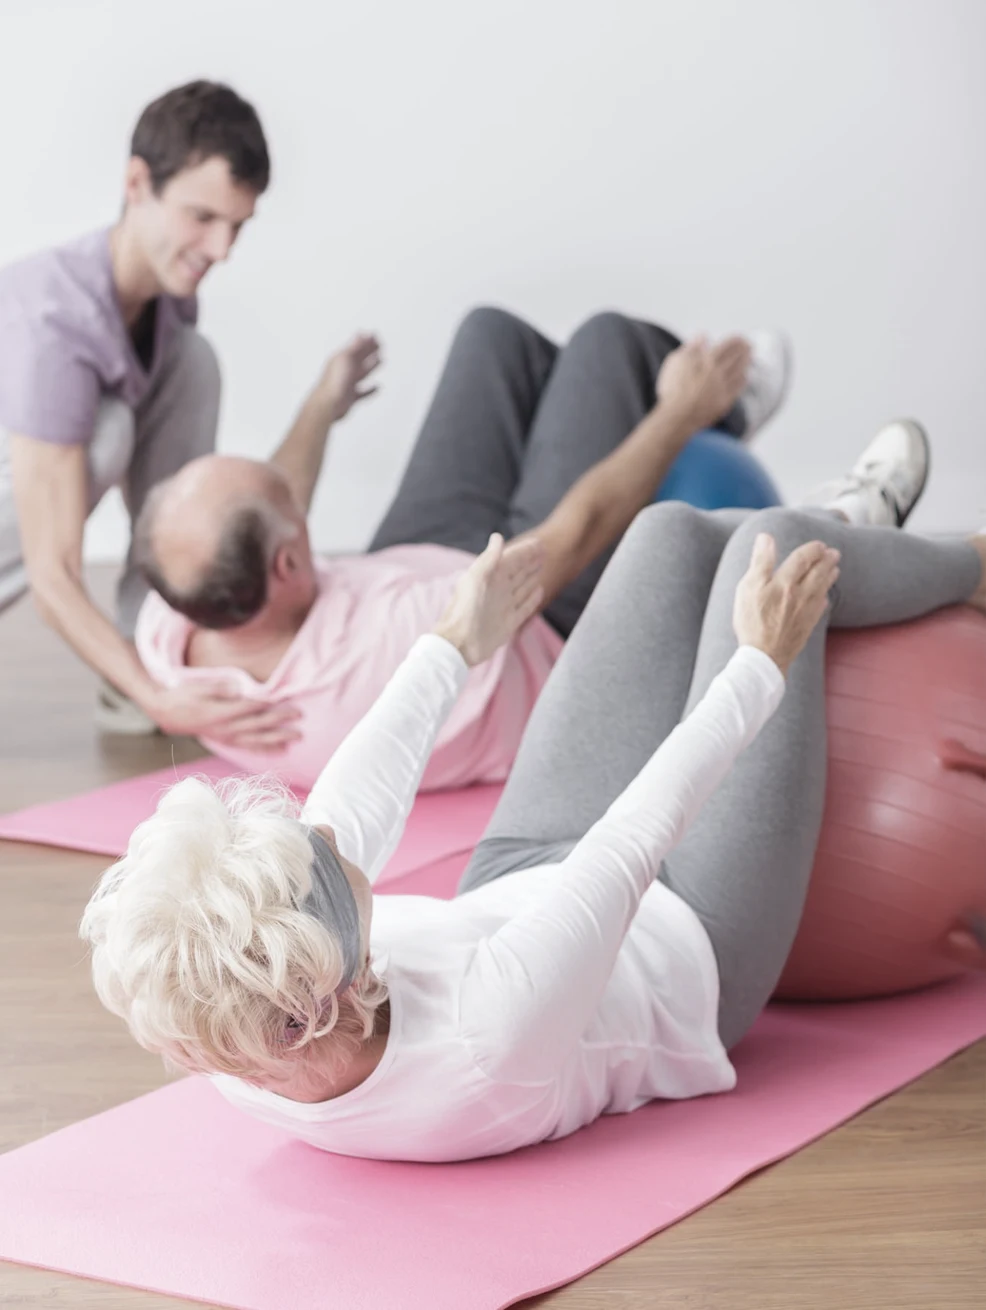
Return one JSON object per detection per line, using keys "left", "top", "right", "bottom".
{"left": 0, "top": 228, "right": 197, "bottom": 445}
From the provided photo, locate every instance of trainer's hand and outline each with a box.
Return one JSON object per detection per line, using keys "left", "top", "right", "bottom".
{"left": 315, "top": 333, "right": 382, "bottom": 422}
{"left": 656, "top": 336, "right": 751, "bottom": 431}
{"left": 433, "top": 534, "right": 545, "bottom": 668}
{"left": 733, "top": 533, "right": 840, "bottom": 676}
{"left": 147, "top": 683, "right": 303, "bottom": 751}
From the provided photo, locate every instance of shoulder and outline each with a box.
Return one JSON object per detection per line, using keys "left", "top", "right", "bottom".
{"left": 135, "top": 590, "right": 195, "bottom": 673}
{"left": 0, "top": 229, "right": 116, "bottom": 344}
{"left": 1, "top": 229, "right": 106, "bottom": 303}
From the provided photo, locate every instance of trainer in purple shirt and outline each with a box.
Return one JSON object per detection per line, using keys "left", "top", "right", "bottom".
{"left": 0, "top": 80, "right": 377, "bottom": 747}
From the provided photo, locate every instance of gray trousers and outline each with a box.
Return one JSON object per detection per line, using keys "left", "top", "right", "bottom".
{"left": 457, "top": 503, "right": 981, "bottom": 1049}
{"left": 370, "top": 306, "right": 745, "bottom": 636}
{"left": 0, "top": 327, "right": 219, "bottom": 637}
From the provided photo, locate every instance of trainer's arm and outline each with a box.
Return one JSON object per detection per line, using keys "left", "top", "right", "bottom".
{"left": 9, "top": 434, "right": 161, "bottom": 707}
{"left": 9, "top": 434, "right": 297, "bottom": 745}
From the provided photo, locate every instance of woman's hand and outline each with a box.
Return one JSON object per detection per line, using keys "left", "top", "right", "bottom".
{"left": 733, "top": 533, "right": 840, "bottom": 676}
{"left": 433, "top": 534, "right": 545, "bottom": 667}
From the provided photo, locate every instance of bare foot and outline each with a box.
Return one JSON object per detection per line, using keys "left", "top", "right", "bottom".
{"left": 969, "top": 534, "right": 986, "bottom": 613}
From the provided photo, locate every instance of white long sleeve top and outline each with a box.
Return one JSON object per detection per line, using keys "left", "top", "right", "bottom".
{"left": 213, "top": 635, "right": 786, "bottom": 1162}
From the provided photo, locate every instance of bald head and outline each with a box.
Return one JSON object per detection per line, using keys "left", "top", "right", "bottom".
{"left": 135, "top": 456, "right": 304, "bottom": 629}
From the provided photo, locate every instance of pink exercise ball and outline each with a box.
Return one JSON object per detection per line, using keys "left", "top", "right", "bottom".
{"left": 776, "top": 605, "right": 986, "bottom": 1001}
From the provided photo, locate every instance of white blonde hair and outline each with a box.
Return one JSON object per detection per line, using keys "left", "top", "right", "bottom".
{"left": 79, "top": 775, "right": 386, "bottom": 1083}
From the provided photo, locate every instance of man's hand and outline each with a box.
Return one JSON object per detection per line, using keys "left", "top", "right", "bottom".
{"left": 656, "top": 336, "right": 751, "bottom": 431}
{"left": 433, "top": 534, "right": 544, "bottom": 668}
{"left": 314, "top": 333, "right": 382, "bottom": 422}
{"left": 147, "top": 683, "right": 304, "bottom": 751}
{"left": 271, "top": 332, "right": 383, "bottom": 511}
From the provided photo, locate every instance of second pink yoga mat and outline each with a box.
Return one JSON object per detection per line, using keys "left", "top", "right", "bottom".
{"left": 0, "top": 762, "right": 502, "bottom": 884}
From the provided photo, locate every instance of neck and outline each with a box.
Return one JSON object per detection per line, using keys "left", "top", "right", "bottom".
{"left": 215, "top": 589, "right": 316, "bottom": 653}
{"left": 185, "top": 577, "right": 320, "bottom": 678}
{"left": 109, "top": 218, "right": 161, "bottom": 327}
{"left": 273, "top": 1000, "right": 391, "bottom": 1104}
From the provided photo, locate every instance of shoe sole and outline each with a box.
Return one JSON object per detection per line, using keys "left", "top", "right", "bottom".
{"left": 892, "top": 418, "right": 931, "bottom": 527}
{"left": 740, "top": 331, "right": 794, "bottom": 444}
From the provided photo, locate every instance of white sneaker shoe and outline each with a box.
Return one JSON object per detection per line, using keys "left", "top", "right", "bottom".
{"left": 802, "top": 419, "right": 931, "bottom": 527}
{"left": 94, "top": 679, "right": 160, "bottom": 736}
{"left": 738, "top": 330, "right": 793, "bottom": 441}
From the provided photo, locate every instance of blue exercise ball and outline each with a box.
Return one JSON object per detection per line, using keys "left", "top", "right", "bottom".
{"left": 656, "top": 430, "right": 781, "bottom": 511}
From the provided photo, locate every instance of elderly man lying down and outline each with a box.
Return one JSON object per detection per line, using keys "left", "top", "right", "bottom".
{"left": 134, "top": 306, "right": 796, "bottom": 789}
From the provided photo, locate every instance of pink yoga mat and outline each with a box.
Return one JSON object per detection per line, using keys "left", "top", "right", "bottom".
{"left": 1, "top": 822, "right": 983, "bottom": 1309}
{"left": 3, "top": 778, "right": 984, "bottom": 1306}
{"left": 0, "top": 763, "right": 502, "bottom": 884}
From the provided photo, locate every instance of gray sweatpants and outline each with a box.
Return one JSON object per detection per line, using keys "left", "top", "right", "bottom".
{"left": 370, "top": 306, "right": 745, "bottom": 636}
{"left": 458, "top": 503, "right": 981, "bottom": 1049}
{"left": 0, "top": 327, "right": 219, "bottom": 637}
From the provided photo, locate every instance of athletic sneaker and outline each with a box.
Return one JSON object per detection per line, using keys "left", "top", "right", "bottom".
{"left": 802, "top": 419, "right": 931, "bottom": 527}
{"left": 93, "top": 678, "right": 160, "bottom": 736}
{"left": 738, "top": 330, "right": 793, "bottom": 441}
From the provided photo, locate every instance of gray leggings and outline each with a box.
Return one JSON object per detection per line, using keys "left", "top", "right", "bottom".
{"left": 457, "top": 504, "right": 981, "bottom": 1049}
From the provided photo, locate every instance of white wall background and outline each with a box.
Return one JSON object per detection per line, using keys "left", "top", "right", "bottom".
{"left": 2, "top": 0, "right": 984, "bottom": 556}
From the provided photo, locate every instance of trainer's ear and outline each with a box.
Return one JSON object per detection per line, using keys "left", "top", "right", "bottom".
{"left": 123, "top": 155, "right": 154, "bottom": 206}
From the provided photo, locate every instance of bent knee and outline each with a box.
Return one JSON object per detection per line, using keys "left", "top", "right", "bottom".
{"left": 567, "top": 310, "right": 637, "bottom": 348}
{"left": 87, "top": 398, "right": 136, "bottom": 494}
{"left": 626, "top": 500, "right": 713, "bottom": 546}
{"left": 454, "top": 304, "right": 530, "bottom": 346}
{"left": 172, "top": 328, "right": 221, "bottom": 395}
{"left": 732, "top": 506, "right": 825, "bottom": 553}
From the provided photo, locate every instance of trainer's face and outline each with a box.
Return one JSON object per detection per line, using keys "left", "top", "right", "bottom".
{"left": 124, "top": 154, "right": 258, "bottom": 297}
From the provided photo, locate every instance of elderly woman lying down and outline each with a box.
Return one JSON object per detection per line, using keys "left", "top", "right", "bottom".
{"left": 80, "top": 442, "right": 986, "bottom": 1162}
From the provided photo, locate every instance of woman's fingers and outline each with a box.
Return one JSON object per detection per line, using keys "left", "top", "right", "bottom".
{"left": 513, "top": 580, "right": 544, "bottom": 623}
{"left": 776, "top": 539, "right": 834, "bottom": 587}
{"left": 469, "top": 533, "right": 505, "bottom": 583}
{"left": 502, "top": 535, "right": 543, "bottom": 570}
{"left": 797, "top": 557, "right": 840, "bottom": 634}
{"left": 804, "top": 551, "right": 841, "bottom": 598}
{"left": 749, "top": 532, "right": 777, "bottom": 582}
{"left": 500, "top": 538, "right": 544, "bottom": 598}
{"left": 509, "top": 553, "right": 543, "bottom": 594}
{"left": 776, "top": 540, "right": 826, "bottom": 585}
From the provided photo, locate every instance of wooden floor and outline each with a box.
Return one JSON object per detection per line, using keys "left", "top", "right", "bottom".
{"left": 0, "top": 569, "right": 983, "bottom": 1310}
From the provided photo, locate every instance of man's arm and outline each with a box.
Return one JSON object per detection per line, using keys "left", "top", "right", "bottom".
{"left": 269, "top": 333, "right": 381, "bottom": 512}
{"left": 9, "top": 434, "right": 301, "bottom": 746}
{"left": 513, "top": 337, "right": 751, "bottom": 607}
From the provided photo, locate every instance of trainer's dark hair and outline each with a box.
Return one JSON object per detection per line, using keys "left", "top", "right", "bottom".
{"left": 135, "top": 499, "right": 282, "bottom": 630}
{"left": 131, "top": 81, "right": 270, "bottom": 194}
